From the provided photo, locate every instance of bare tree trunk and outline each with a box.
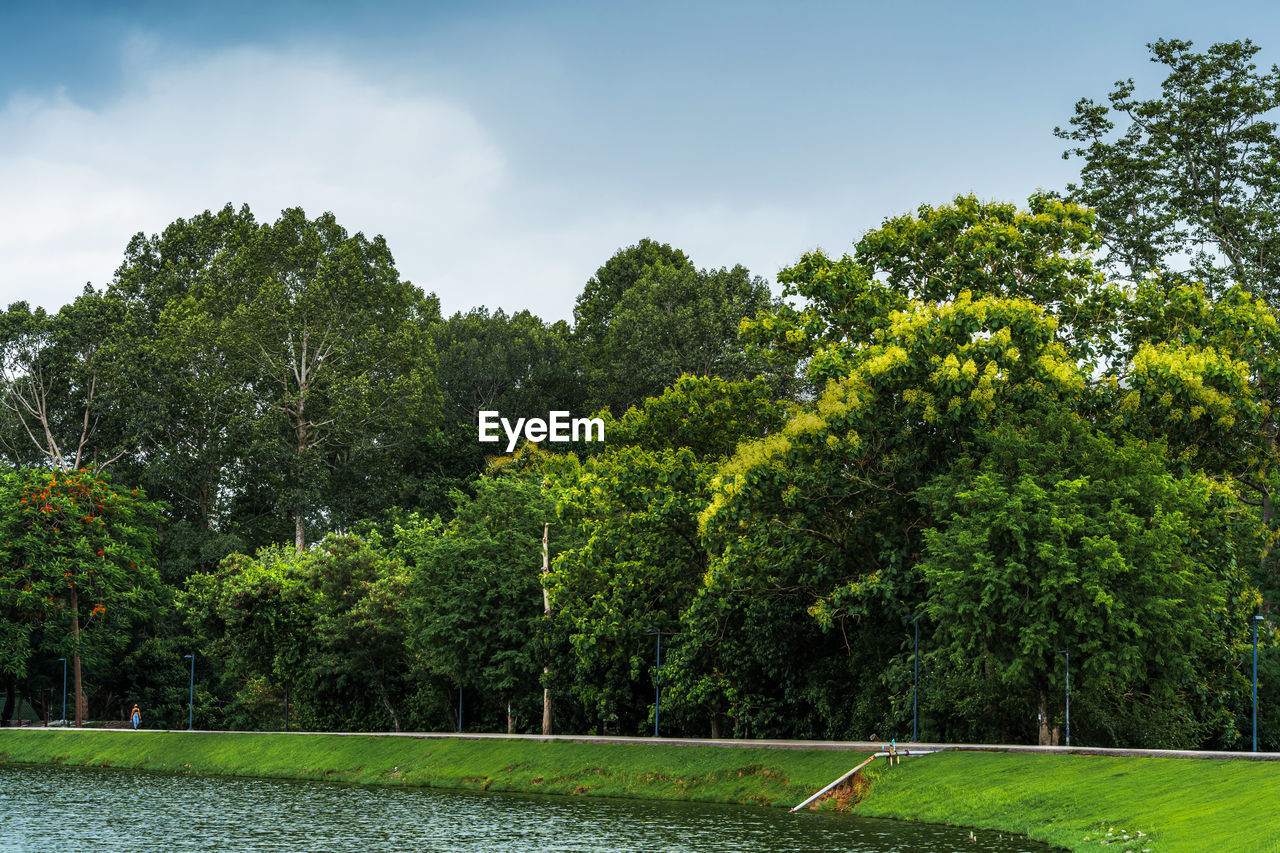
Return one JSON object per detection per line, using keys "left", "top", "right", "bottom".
{"left": 294, "top": 396, "right": 309, "bottom": 553}
{"left": 375, "top": 679, "right": 402, "bottom": 733}
{"left": 710, "top": 713, "right": 722, "bottom": 739}
{"left": 1037, "top": 680, "right": 1051, "bottom": 746}
{"left": 507, "top": 703, "right": 515, "bottom": 735}
{"left": 541, "top": 523, "right": 552, "bottom": 736}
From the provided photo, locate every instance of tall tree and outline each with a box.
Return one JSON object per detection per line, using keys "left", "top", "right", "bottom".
{"left": 550, "top": 376, "right": 786, "bottom": 736}
{"left": 108, "top": 204, "right": 261, "bottom": 577}
{"left": 1056, "top": 38, "right": 1280, "bottom": 297}
{"left": 0, "top": 292, "right": 137, "bottom": 473}
{"left": 175, "top": 207, "right": 442, "bottom": 550}
{"left": 574, "top": 240, "right": 776, "bottom": 413}
{"left": 427, "top": 307, "right": 583, "bottom": 503}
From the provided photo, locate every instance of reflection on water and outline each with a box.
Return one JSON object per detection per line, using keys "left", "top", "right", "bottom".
{"left": 0, "top": 763, "right": 1047, "bottom": 852}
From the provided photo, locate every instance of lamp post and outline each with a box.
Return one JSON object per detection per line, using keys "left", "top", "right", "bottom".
{"left": 56, "top": 658, "right": 66, "bottom": 725}
{"left": 1058, "top": 648, "right": 1070, "bottom": 747}
{"left": 1254, "top": 614, "right": 1265, "bottom": 753}
{"left": 183, "top": 654, "right": 194, "bottom": 731}
{"left": 912, "top": 615, "right": 920, "bottom": 743}
{"left": 645, "top": 630, "right": 663, "bottom": 737}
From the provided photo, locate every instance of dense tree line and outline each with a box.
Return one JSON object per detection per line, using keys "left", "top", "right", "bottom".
{"left": 1, "top": 38, "right": 1276, "bottom": 748}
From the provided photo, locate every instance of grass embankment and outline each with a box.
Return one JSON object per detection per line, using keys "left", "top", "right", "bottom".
{"left": 857, "top": 750, "right": 1280, "bottom": 853}
{"left": 0, "top": 730, "right": 856, "bottom": 807}
{"left": 6, "top": 731, "right": 1279, "bottom": 851}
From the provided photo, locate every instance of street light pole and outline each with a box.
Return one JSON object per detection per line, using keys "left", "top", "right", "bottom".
{"left": 645, "top": 630, "right": 662, "bottom": 737}
{"left": 1254, "top": 615, "right": 1265, "bottom": 753}
{"left": 184, "top": 654, "right": 194, "bottom": 731}
{"left": 912, "top": 616, "right": 920, "bottom": 743}
{"left": 57, "top": 658, "right": 66, "bottom": 725}
{"left": 1059, "top": 648, "right": 1070, "bottom": 747}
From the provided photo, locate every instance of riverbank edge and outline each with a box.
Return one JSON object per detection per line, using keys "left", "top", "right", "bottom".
{"left": 0, "top": 729, "right": 876, "bottom": 809}
{"left": 15, "top": 730, "right": 1280, "bottom": 851}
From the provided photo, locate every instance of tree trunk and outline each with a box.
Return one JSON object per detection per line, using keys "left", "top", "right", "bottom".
{"left": 541, "top": 523, "right": 552, "bottom": 736}
{"left": 507, "top": 702, "right": 515, "bottom": 735}
{"left": 375, "top": 679, "right": 402, "bottom": 733}
{"left": 70, "top": 585, "right": 85, "bottom": 727}
{"left": 1036, "top": 680, "right": 1052, "bottom": 746}
{"left": 710, "top": 713, "right": 722, "bottom": 739}
{"left": 294, "top": 396, "right": 309, "bottom": 553}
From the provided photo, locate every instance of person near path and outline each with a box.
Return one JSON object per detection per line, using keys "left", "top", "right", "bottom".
{"left": 130, "top": 705, "right": 140, "bottom": 730}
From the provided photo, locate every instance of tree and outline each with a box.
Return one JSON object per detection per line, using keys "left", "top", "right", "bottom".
{"left": 574, "top": 240, "right": 776, "bottom": 413}
{"left": 107, "top": 204, "right": 261, "bottom": 578}
{"left": 1101, "top": 278, "right": 1280, "bottom": 601}
{"left": 399, "top": 451, "right": 579, "bottom": 733}
{"left": 1056, "top": 39, "right": 1280, "bottom": 297}
{"left": 0, "top": 292, "right": 137, "bottom": 473}
{"left": 181, "top": 535, "right": 412, "bottom": 732}
{"left": 0, "top": 467, "right": 164, "bottom": 726}
{"left": 173, "top": 207, "right": 442, "bottom": 550}
{"left": 573, "top": 238, "right": 693, "bottom": 359}
{"left": 549, "top": 376, "right": 785, "bottom": 735}
{"left": 426, "top": 307, "right": 583, "bottom": 507}
{"left": 742, "top": 194, "right": 1115, "bottom": 387}
{"left": 920, "top": 416, "right": 1258, "bottom": 746}
{"left": 694, "top": 292, "right": 1089, "bottom": 739}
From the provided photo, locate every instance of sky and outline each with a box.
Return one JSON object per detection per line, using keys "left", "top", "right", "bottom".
{"left": 1, "top": 1, "right": 1277, "bottom": 322}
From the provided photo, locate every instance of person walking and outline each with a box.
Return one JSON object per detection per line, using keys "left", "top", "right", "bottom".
{"left": 130, "top": 704, "right": 141, "bottom": 730}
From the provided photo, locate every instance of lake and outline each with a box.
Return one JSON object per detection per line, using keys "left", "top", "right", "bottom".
{"left": 0, "top": 764, "right": 1049, "bottom": 851}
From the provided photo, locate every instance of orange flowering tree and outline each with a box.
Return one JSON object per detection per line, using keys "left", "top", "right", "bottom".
{"left": 0, "top": 467, "right": 163, "bottom": 726}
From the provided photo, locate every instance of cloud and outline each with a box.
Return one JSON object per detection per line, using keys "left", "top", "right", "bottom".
{"left": 0, "top": 45, "right": 506, "bottom": 311}
{"left": 0, "top": 43, "right": 821, "bottom": 323}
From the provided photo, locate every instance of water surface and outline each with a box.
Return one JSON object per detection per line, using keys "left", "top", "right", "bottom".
{"left": 0, "top": 764, "right": 1047, "bottom": 852}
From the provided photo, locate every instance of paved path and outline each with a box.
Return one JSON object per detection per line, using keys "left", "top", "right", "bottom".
{"left": 9, "top": 726, "right": 1280, "bottom": 760}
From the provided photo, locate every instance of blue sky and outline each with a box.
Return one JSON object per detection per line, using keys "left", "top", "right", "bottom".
{"left": 1, "top": 1, "right": 1277, "bottom": 320}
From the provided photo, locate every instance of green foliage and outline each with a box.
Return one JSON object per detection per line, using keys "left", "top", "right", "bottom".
{"left": 744, "top": 194, "right": 1117, "bottom": 384}
{"left": 0, "top": 466, "right": 165, "bottom": 729}
{"left": 1057, "top": 38, "right": 1280, "bottom": 297}
{"left": 550, "top": 378, "right": 785, "bottom": 735}
{"left": 574, "top": 239, "right": 777, "bottom": 413}
{"left": 180, "top": 535, "right": 413, "bottom": 732}
{"left": 427, "top": 307, "right": 583, "bottom": 508}
{"left": 920, "top": 417, "right": 1258, "bottom": 747}
{"left": 164, "top": 206, "right": 442, "bottom": 548}
{"left": 398, "top": 452, "right": 579, "bottom": 732}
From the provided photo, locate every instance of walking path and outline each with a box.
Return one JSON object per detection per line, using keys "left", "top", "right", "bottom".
{"left": 12, "top": 726, "right": 1280, "bottom": 760}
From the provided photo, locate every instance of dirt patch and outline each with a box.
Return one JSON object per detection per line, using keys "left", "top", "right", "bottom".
{"left": 813, "top": 770, "right": 871, "bottom": 812}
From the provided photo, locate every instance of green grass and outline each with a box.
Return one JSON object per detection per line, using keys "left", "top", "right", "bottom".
{"left": 855, "top": 751, "right": 1280, "bottom": 853}
{"left": 0, "top": 730, "right": 859, "bottom": 807}
{"left": 5, "top": 732, "right": 1279, "bottom": 851}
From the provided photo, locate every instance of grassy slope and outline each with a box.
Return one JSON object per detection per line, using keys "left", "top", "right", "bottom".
{"left": 855, "top": 751, "right": 1280, "bottom": 853}
{"left": 0, "top": 730, "right": 859, "bottom": 807}
{"left": 6, "top": 731, "right": 1279, "bottom": 851}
